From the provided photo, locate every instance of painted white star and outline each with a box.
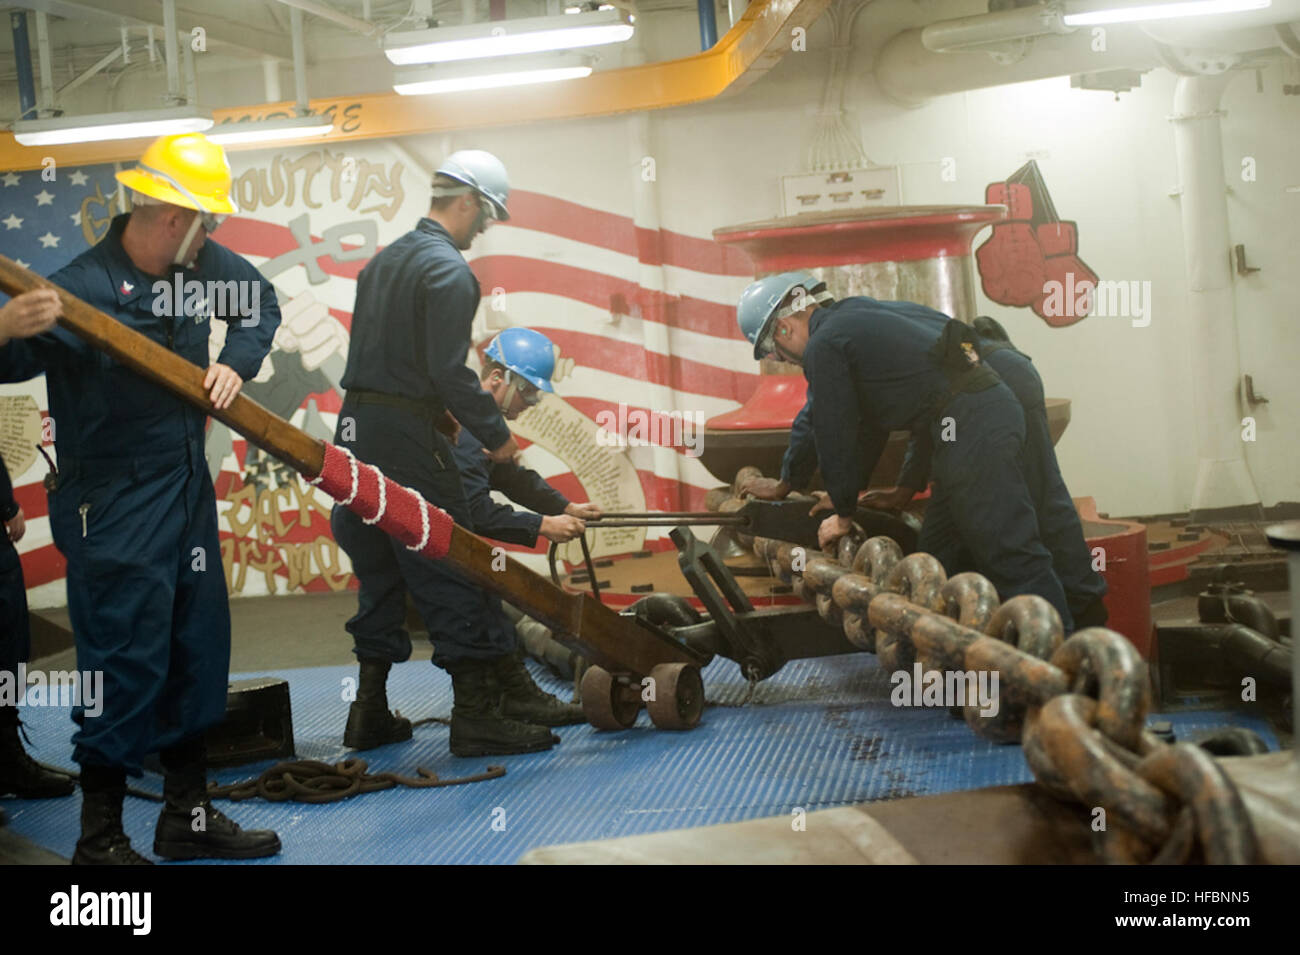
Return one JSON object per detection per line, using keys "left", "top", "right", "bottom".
{"left": 1, "top": 172, "right": 19, "bottom": 187}
{"left": 2, "top": 214, "right": 21, "bottom": 230}
{"left": 37, "top": 232, "right": 60, "bottom": 248}
{"left": 14, "top": 259, "right": 29, "bottom": 268}
{"left": 69, "top": 211, "right": 82, "bottom": 226}
{"left": 34, "top": 190, "right": 54, "bottom": 206}
{"left": 69, "top": 170, "right": 88, "bottom": 186}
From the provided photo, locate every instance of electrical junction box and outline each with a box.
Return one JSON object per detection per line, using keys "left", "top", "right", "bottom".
{"left": 780, "top": 167, "right": 901, "bottom": 217}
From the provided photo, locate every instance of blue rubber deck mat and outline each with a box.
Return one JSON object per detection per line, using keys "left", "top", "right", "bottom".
{"left": 2, "top": 653, "right": 1279, "bottom": 864}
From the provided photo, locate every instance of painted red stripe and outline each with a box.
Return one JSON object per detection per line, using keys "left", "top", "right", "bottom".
{"left": 13, "top": 482, "right": 49, "bottom": 521}
{"left": 471, "top": 256, "right": 743, "bottom": 341}
{"left": 506, "top": 190, "right": 755, "bottom": 276}
{"left": 19, "top": 543, "right": 66, "bottom": 588}
{"left": 216, "top": 218, "right": 374, "bottom": 281}
{"left": 535, "top": 327, "right": 756, "bottom": 403}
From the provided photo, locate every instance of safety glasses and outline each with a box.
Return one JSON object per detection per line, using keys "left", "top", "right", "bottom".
{"left": 200, "top": 212, "right": 228, "bottom": 234}
{"left": 508, "top": 371, "right": 543, "bottom": 406}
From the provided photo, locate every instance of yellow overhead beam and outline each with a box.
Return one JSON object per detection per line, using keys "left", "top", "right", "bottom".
{"left": 0, "top": 0, "right": 829, "bottom": 172}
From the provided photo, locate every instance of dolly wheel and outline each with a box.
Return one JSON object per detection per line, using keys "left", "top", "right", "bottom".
{"left": 580, "top": 665, "right": 640, "bottom": 730}
{"left": 645, "top": 663, "right": 704, "bottom": 731}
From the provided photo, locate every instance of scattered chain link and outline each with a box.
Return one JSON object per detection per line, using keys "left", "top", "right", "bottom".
{"left": 751, "top": 530, "right": 1259, "bottom": 865}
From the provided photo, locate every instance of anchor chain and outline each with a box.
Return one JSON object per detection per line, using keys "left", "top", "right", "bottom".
{"left": 748, "top": 525, "right": 1258, "bottom": 865}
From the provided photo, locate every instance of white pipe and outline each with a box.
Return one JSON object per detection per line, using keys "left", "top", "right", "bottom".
{"left": 1171, "top": 74, "right": 1261, "bottom": 516}
{"left": 291, "top": 5, "right": 308, "bottom": 112}
{"left": 34, "top": 11, "right": 55, "bottom": 113}
{"left": 876, "top": 24, "right": 1163, "bottom": 107}
{"left": 182, "top": 32, "right": 198, "bottom": 104}
{"left": 273, "top": 0, "right": 376, "bottom": 34}
{"left": 59, "top": 45, "right": 123, "bottom": 96}
{"left": 462, "top": 0, "right": 476, "bottom": 25}
{"left": 921, "top": 3, "right": 1073, "bottom": 52}
{"left": 263, "top": 56, "right": 281, "bottom": 102}
{"left": 163, "top": 0, "right": 181, "bottom": 103}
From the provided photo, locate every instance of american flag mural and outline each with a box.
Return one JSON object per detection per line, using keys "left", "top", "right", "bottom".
{"left": 0, "top": 142, "right": 758, "bottom": 607}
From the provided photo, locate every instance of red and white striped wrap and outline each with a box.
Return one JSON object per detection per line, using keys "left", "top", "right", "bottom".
{"left": 308, "top": 442, "right": 454, "bottom": 560}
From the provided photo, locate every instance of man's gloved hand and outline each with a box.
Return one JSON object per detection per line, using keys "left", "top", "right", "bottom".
{"left": 808, "top": 491, "right": 833, "bottom": 516}
{"left": 0, "top": 289, "right": 60, "bottom": 346}
{"left": 540, "top": 514, "right": 586, "bottom": 543}
{"left": 738, "top": 476, "right": 791, "bottom": 501}
{"left": 818, "top": 513, "right": 854, "bottom": 550}
{"left": 859, "top": 485, "right": 916, "bottom": 512}
{"left": 484, "top": 435, "right": 520, "bottom": 464}
{"left": 565, "top": 502, "right": 602, "bottom": 520}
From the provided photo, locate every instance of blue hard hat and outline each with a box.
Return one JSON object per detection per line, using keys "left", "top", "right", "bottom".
{"left": 437, "top": 149, "right": 510, "bottom": 221}
{"left": 485, "top": 327, "right": 555, "bottom": 393}
{"left": 736, "top": 270, "right": 823, "bottom": 360}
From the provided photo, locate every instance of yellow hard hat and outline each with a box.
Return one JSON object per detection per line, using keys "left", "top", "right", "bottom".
{"left": 115, "top": 132, "right": 238, "bottom": 215}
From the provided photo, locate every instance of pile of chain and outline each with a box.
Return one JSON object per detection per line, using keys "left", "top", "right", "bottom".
{"left": 207, "top": 758, "right": 506, "bottom": 805}
{"left": 746, "top": 523, "right": 1258, "bottom": 864}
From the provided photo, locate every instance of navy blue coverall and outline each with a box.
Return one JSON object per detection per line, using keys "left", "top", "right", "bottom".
{"left": 452, "top": 427, "right": 571, "bottom": 654}
{"left": 452, "top": 428, "right": 570, "bottom": 548}
{"left": 898, "top": 338, "right": 1107, "bottom": 628}
{"left": 0, "top": 213, "right": 280, "bottom": 773}
{"left": 331, "top": 218, "right": 516, "bottom": 669}
{"left": 0, "top": 453, "right": 28, "bottom": 680}
{"left": 779, "top": 298, "right": 1071, "bottom": 624}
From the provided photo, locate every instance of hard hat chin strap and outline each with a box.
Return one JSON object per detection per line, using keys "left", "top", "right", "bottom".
{"left": 173, "top": 211, "right": 204, "bottom": 267}
{"left": 775, "top": 287, "right": 834, "bottom": 321}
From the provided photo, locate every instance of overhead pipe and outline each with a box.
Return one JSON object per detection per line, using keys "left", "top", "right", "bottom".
{"left": 921, "top": 2, "right": 1073, "bottom": 52}
{"left": 162, "top": 0, "right": 182, "bottom": 104}
{"left": 272, "top": 0, "right": 377, "bottom": 35}
{"left": 699, "top": 0, "right": 720, "bottom": 49}
{"left": 877, "top": 0, "right": 1300, "bottom": 107}
{"left": 34, "top": 11, "right": 55, "bottom": 114}
{"left": 876, "top": 22, "right": 1164, "bottom": 107}
{"left": 291, "top": 5, "right": 309, "bottom": 112}
{"left": 1171, "top": 73, "right": 1261, "bottom": 519}
{"left": 8, "top": 11, "right": 37, "bottom": 121}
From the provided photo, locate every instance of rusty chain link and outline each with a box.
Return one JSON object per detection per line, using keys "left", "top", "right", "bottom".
{"left": 748, "top": 525, "right": 1259, "bottom": 864}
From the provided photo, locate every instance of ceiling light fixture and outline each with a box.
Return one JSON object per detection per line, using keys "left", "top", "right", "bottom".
{"left": 1063, "top": 0, "right": 1271, "bottom": 26}
{"left": 206, "top": 114, "right": 335, "bottom": 145}
{"left": 12, "top": 106, "right": 213, "bottom": 147}
{"left": 393, "top": 54, "right": 594, "bottom": 95}
{"left": 384, "top": 8, "right": 633, "bottom": 65}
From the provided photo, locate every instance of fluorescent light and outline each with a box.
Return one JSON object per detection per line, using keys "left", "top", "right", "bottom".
{"left": 207, "top": 115, "right": 335, "bottom": 145}
{"left": 1063, "top": 0, "right": 1270, "bottom": 26}
{"left": 385, "top": 9, "right": 633, "bottom": 65}
{"left": 394, "top": 61, "right": 593, "bottom": 96}
{"left": 13, "top": 107, "right": 213, "bottom": 146}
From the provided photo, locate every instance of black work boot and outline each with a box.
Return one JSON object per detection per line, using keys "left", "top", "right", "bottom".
{"left": 72, "top": 765, "right": 152, "bottom": 865}
{"left": 447, "top": 659, "right": 559, "bottom": 757}
{"left": 0, "top": 705, "right": 75, "bottom": 798}
{"left": 494, "top": 653, "right": 585, "bottom": 727}
{"left": 153, "top": 736, "right": 281, "bottom": 861}
{"left": 343, "top": 657, "right": 413, "bottom": 750}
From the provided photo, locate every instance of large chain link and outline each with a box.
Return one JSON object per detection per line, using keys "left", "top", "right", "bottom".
{"left": 750, "top": 524, "right": 1258, "bottom": 864}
